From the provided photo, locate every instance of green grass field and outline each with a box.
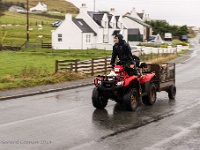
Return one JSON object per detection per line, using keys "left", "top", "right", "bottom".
{"left": 0, "top": 12, "right": 65, "bottom": 45}
{"left": 0, "top": 49, "right": 112, "bottom": 77}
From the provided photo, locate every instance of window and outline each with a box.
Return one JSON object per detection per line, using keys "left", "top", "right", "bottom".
{"left": 105, "top": 21, "right": 107, "bottom": 28}
{"left": 103, "top": 34, "right": 108, "bottom": 43}
{"left": 86, "top": 35, "right": 91, "bottom": 43}
{"left": 58, "top": 34, "right": 62, "bottom": 42}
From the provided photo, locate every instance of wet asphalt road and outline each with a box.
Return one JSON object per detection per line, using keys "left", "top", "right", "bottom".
{"left": 0, "top": 36, "right": 200, "bottom": 150}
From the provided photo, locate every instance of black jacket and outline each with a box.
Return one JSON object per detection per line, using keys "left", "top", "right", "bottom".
{"left": 110, "top": 40, "right": 134, "bottom": 66}
{"left": 132, "top": 54, "right": 140, "bottom": 67}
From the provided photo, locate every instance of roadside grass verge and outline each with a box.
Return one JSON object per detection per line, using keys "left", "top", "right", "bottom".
{"left": 0, "top": 71, "right": 86, "bottom": 91}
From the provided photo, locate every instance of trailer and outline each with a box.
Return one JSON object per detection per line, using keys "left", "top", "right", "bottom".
{"left": 144, "top": 63, "right": 176, "bottom": 99}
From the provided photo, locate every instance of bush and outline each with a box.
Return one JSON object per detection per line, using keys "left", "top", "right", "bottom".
{"left": 172, "top": 39, "right": 188, "bottom": 46}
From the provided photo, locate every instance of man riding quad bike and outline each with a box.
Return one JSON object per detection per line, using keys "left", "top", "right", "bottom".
{"left": 92, "top": 62, "right": 157, "bottom": 111}
{"left": 92, "top": 33, "right": 176, "bottom": 111}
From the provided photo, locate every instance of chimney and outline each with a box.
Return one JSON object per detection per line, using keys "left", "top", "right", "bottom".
{"left": 111, "top": 8, "right": 115, "bottom": 12}
{"left": 110, "top": 8, "right": 116, "bottom": 15}
{"left": 132, "top": 7, "right": 136, "bottom": 13}
{"left": 80, "top": 3, "right": 87, "bottom": 12}
{"left": 142, "top": 9, "right": 145, "bottom": 14}
{"left": 65, "top": 13, "right": 72, "bottom": 20}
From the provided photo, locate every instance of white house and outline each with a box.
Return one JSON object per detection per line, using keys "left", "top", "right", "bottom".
{"left": 75, "top": 4, "right": 121, "bottom": 49}
{"left": 122, "top": 7, "right": 152, "bottom": 44}
{"left": 29, "top": 2, "right": 47, "bottom": 12}
{"left": 52, "top": 4, "right": 151, "bottom": 50}
{"left": 52, "top": 14, "right": 96, "bottom": 50}
{"left": 8, "top": 5, "right": 27, "bottom": 13}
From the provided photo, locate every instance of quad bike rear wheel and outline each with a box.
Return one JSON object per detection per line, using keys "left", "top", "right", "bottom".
{"left": 92, "top": 87, "right": 108, "bottom": 109}
{"left": 168, "top": 85, "right": 176, "bottom": 99}
{"left": 142, "top": 83, "right": 157, "bottom": 105}
{"left": 123, "top": 89, "right": 139, "bottom": 111}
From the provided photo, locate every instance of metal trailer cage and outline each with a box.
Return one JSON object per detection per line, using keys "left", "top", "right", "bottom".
{"left": 144, "top": 63, "right": 175, "bottom": 92}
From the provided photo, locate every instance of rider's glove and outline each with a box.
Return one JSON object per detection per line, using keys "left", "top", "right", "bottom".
{"left": 111, "top": 64, "right": 115, "bottom": 69}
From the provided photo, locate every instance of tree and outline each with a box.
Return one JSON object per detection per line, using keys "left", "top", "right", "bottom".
{"left": 176, "top": 25, "right": 189, "bottom": 39}
{"left": 146, "top": 20, "right": 189, "bottom": 40}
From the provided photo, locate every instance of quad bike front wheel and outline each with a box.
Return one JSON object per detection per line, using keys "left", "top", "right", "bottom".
{"left": 168, "top": 85, "right": 176, "bottom": 99}
{"left": 142, "top": 83, "right": 157, "bottom": 105}
{"left": 123, "top": 89, "right": 139, "bottom": 111}
{"left": 92, "top": 87, "right": 108, "bottom": 109}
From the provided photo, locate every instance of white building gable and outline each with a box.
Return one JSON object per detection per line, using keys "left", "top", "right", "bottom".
{"left": 30, "top": 2, "right": 47, "bottom": 12}
{"left": 52, "top": 14, "right": 96, "bottom": 50}
{"left": 123, "top": 8, "right": 144, "bottom": 35}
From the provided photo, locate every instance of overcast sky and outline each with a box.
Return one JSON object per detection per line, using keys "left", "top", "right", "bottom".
{"left": 66, "top": 0, "right": 200, "bottom": 27}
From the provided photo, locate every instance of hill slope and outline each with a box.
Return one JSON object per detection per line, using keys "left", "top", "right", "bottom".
{"left": 2, "top": 0, "right": 78, "bottom": 13}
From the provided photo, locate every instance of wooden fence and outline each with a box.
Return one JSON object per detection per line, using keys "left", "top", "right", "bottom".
{"left": 0, "top": 45, "right": 21, "bottom": 51}
{"left": 55, "top": 50, "right": 178, "bottom": 76}
{"left": 55, "top": 57, "right": 111, "bottom": 76}
{"left": 41, "top": 42, "right": 52, "bottom": 48}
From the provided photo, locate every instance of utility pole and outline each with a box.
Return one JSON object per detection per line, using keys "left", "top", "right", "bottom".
{"left": 26, "top": 0, "right": 29, "bottom": 41}
{"left": 94, "top": 0, "right": 95, "bottom": 12}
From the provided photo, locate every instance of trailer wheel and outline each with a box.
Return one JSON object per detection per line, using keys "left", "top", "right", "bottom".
{"left": 168, "top": 85, "right": 176, "bottom": 99}
{"left": 142, "top": 83, "right": 157, "bottom": 105}
{"left": 92, "top": 87, "right": 108, "bottom": 109}
{"left": 123, "top": 89, "right": 139, "bottom": 111}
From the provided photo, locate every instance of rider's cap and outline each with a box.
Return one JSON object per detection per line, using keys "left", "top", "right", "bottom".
{"left": 115, "top": 33, "right": 123, "bottom": 41}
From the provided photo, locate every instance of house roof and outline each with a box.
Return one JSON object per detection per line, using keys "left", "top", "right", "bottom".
{"left": 124, "top": 16, "right": 151, "bottom": 27}
{"left": 128, "top": 28, "right": 140, "bottom": 35}
{"left": 87, "top": 12, "right": 104, "bottom": 27}
{"left": 108, "top": 15, "right": 112, "bottom": 28}
{"left": 72, "top": 19, "right": 97, "bottom": 36}
{"left": 115, "top": 16, "right": 120, "bottom": 29}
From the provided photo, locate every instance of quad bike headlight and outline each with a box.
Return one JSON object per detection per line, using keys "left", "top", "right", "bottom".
{"left": 98, "top": 80, "right": 102, "bottom": 85}
{"left": 116, "top": 80, "right": 124, "bottom": 86}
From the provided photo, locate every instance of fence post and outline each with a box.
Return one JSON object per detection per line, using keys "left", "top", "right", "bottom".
{"left": 75, "top": 60, "right": 78, "bottom": 73}
{"left": 91, "top": 58, "right": 94, "bottom": 76}
{"left": 157, "top": 48, "right": 159, "bottom": 58}
{"left": 55, "top": 60, "right": 58, "bottom": 73}
{"left": 162, "top": 49, "right": 164, "bottom": 57}
{"left": 41, "top": 40, "right": 43, "bottom": 48}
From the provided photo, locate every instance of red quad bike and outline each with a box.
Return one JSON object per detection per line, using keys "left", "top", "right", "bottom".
{"left": 92, "top": 63, "right": 176, "bottom": 111}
